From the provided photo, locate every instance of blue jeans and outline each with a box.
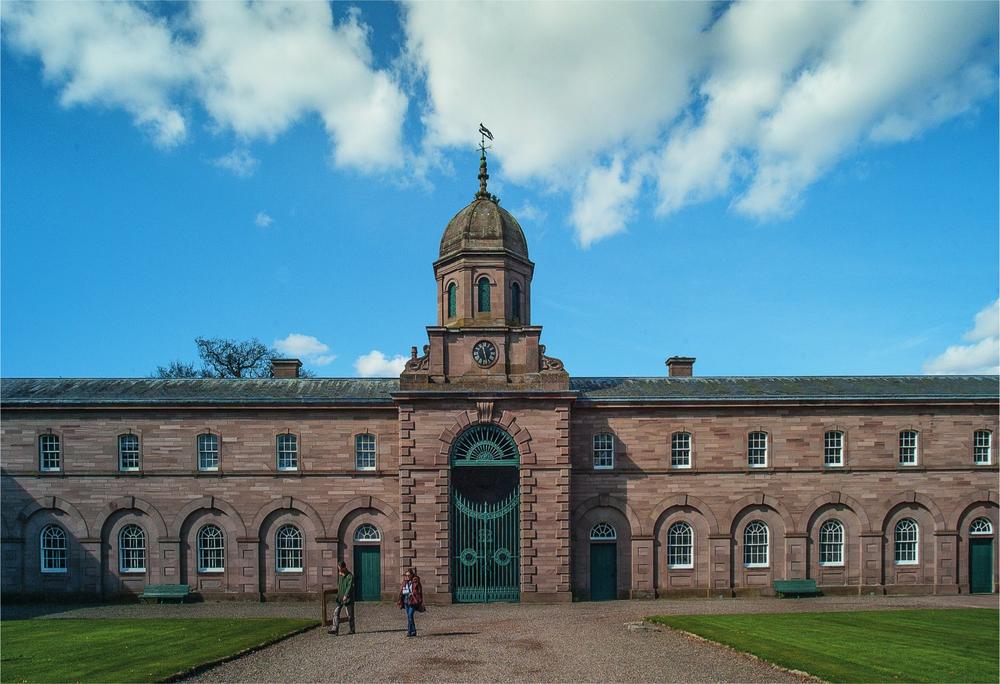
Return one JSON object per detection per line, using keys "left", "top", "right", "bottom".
{"left": 405, "top": 604, "right": 417, "bottom": 636}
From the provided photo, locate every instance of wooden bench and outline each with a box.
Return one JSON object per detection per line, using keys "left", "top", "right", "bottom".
{"left": 139, "top": 584, "right": 191, "bottom": 603}
{"left": 773, "top": 579, "right": 821, "bottom": 598}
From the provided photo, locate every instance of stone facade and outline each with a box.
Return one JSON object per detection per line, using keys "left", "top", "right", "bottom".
{"left": 2, "top": 162, "right": 997, "bottom": 602}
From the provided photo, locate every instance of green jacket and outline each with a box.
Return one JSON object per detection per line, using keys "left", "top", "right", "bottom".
{"left": 337, "top": 571, "right": 355, "bottom": 604}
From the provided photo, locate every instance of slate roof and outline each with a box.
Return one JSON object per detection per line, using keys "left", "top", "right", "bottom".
{"left": 0, "top": 378, "right": 400, "bottom": 406}
{"left": 569, "top": 375, "right": 999, "bottom": 402}
{"left": 1, "top": 375, "right": 996, "bottom": 406}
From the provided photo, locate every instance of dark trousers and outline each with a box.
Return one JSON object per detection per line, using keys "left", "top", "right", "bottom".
{"left": 405, "top": 604, "right": 417, "bottom": 636}
{"left": 332, "top": 601, "right": 355, "bottom": 633}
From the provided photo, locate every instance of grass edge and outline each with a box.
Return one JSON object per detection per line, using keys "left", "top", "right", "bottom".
{"left": 642, "top": 617, "right": 824, "bottom": 683}
{"left": 157, "top": 621, "right": 319, "bottom": 683}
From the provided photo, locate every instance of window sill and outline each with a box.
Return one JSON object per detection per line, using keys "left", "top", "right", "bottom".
{"left": 41, "top": 568, "right": 68, "bottom": 574}
{"left": 670, "top": 465, "right": 692, "bottom": 471}
{"left": 197, "top": 569, "right": 225, "bottom": 574}
{"left": 667, "top": 564, "right": 694, "bottom": 570}
{"left": 819, "top": 562, "right": 845, "bottom": 568}
{"left": 276, "top": 569, "right": 303, "bottom": 574}
{"left": 593, "top": 466, "right": 614, "bottom": 471}
{"left": 744, "top": 564, "right": 769, "bottom": 569}
{"left": 120, "top": 569, "right": 147, "bottom": 574}
{"left": 895, "top": 560, "right": 919, "bottom": 566}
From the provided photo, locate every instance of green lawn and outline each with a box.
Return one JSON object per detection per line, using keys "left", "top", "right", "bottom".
{"left": 647, "top": 608, "right": 998, "bottom": 683}
{"left": 0, "top": 618, "right": 316, "bottom": 683}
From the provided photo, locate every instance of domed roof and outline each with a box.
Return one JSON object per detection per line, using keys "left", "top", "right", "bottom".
{"left": 439, "top": 197, "right": 529, "bottom": 261}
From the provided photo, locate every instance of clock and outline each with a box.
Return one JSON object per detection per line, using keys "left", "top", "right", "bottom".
{"left": 472, "top": 340, "right": 498, "bottom": 367}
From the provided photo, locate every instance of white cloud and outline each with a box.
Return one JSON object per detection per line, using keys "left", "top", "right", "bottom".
{"left": 354, "top": 350, "right": 407, "bottom": 377}
{"left": 2, "top": 1, "right": 407, "bottom": 171}
{"left": 2, "top": 1, "right": 191, "bottom": 147}
{"left": 254, "top": 212, "right": 273, "bottom": 228}
{"left": 924, "top": 300, "right": 1000, "bottom": 375}
{"left": 273, "top": 333, "right": 337, "bottom": 366}
{"left": 404, "top": 1, "right": 997, "bottom": 242}
{"left": 212, "top": 147, "right": 259, "bottom": 177}
{"left": 569, "top": 157, "right": 641, "bottom": 247}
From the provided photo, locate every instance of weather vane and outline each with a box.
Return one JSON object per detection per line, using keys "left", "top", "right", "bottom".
{"left": 478, "top": 122, "right": 493, "bottom": 154}
{"left": 476, "top": 123, "right": 498, "bottom": 202}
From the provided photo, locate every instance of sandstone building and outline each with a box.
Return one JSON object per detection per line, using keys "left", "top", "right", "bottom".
{"left": 2, "top": 154, "right": 997, "bottom": 602}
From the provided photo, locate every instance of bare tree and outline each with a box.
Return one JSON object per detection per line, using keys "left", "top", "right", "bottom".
{"left": 195, "top": 337, "right": 274, "bottom": 378}
{"left": 154, "top": 360, "right": 208, "bottom": 378}
{"left": 153, "top": 337, "right": 316, "bottom": 378}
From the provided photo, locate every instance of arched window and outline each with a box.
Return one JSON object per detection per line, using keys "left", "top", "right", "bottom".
{"left": 824, "top": 431, "right": 844, "bottom": 467}
{"left": 40, "top": 525, "right": 67, "bottom": 573}
{"left": 894, "top": 518, "right": 919, "bottom": 564}
{"left": 477, "top": 277, "right": 491, "bottom": 313}
{"left": 667, "top": 522, "right": 693, "bottom": 568}
{"left": 510, "top": 282, "right": 521, "bottom": 322}
{"left": 969, "top": 518, "right": 994, "bottom": 536}
{"left": 119, "top": 525, "right": 146, "bottom": 573}
{"left": 447, "top": 282, "right": 457, "bottom": 318}
{"left": 747, "top": 431, "right": 768, "bottom": 468}
{"left": 354, "top": 523, "right": 381, "bottom": 542}
{"left": 899, "top": 430, "right": 918, "bottom": 466}
{"left": 974, "top": 430, "right": 992, "bottom": 465}
{"left": 198, "top": 433, "right": 220, "bottom": 471}
{"left": 819, "top": 519, "right": 844, "bottom": 566}
{"left": 275, "top": 525, "right": 303, "bottom": 572}
{"left": 743, "top": 521, "right": 769, "bottom": 567}
{"left": 118, "top": 433, "right": 140, "bottom": 471}
{"left": 38, "top": 433, "right": 61, "bottom": 472}
{"left": 593, "top": 433, "right": 614, "bottom": 470}
{"left": 590, "top": 522, "right": 617, "bottom": 541}
{"left": 276, "top": 433, "right": 298, "bottom": 471}
{"left": 197, "top": 524, "right": 225, "bottom": 573}
{"left": 355, "top": 433, "right": 376, "bottom": 471}
{"left": 671, "top": 432, "right": 691, "bottom": 468}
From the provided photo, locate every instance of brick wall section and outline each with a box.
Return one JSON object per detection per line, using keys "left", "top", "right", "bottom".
{"left": 570, "top": 403, "right": 998, "bottom": 597}
{"left": 2, "top": 399, "right": 997, "bottom": 600}
{"left": 2, "top": 408, "right": 401, "bottom": 599}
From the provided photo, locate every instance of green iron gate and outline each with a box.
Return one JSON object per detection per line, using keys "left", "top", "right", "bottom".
{"left": 451, "top": 424, "right": 520, "bottom": 603}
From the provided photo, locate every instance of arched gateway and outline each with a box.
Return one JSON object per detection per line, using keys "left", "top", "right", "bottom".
{"left": 450, "top": 424, "right": 520, "bottom": 602}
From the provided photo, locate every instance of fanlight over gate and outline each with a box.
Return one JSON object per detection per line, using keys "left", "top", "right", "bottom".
{"left": 451, "top": 423, "right": 520, "bottom": 602}
{"left": 451, "top": 424, "right": 520, "bottom": 466}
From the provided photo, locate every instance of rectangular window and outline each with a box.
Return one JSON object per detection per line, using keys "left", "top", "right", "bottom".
{"left": 118, "top": 434, "right": 140, "bottom": 471}
{"left": 824, "top": 431, "right": 844, "bottom": 467}
{"left": 198, "top": 434, "right": 220, "bottom": 471}
{"left": 39, "top": 434, "right": 61, "bottom": 472}
{"left": 671, "top": 433, "right": 691, "bottom": 469}
{"left": 355, "top": 434, "right": 377, "bottom": 471}
{"left": 276, "top": 434, "right": 298, "bottom": 471}
{"left": 593, "top": 433, "right": 614, "bottom": 469}
{"left": 899, "top": 430, "right": 918, "bottom": 466}
{"left": 747, "top": 432, "right": 768, "bottom": 468}
{"left": 974, "top": 430, "right": 992, "bottom": 465}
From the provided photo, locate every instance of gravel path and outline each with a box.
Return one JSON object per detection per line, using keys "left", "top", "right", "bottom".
{"left": 5, "top": 594, "right": 995, "bottom": 683}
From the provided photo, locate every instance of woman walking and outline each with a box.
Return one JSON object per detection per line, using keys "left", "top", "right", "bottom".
{"left": 396, "top": 567, "right": 424, "bottom": 637}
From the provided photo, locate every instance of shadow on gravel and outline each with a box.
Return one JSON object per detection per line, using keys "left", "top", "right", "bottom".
{"left": 423, "top": 631, "right": 480, "bottom": 638}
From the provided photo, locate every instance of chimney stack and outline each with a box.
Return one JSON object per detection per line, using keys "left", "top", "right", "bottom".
{"left": 666, "top": 356, "right": 695, "bottom": 377}
{"left": 271, "top": 358, "right": 302, "bottom": 378}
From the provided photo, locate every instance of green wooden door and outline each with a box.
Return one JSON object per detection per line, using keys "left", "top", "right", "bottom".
{"left": 590, "top": 543, "right": 617, "bottom": 601}
{"left": 353, "top": 545, "right": 381, "bottom": 601}
{"left": 969, "top": 538, "right": 993, "bottom": 594}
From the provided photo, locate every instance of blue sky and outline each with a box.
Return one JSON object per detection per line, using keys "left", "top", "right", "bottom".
{"left": 2, "top": 1, "right": 998, "bottom": 378}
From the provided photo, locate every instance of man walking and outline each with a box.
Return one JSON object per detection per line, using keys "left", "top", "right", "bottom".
{"left": 329, "top": 561, "right": 355, "bottom": 635}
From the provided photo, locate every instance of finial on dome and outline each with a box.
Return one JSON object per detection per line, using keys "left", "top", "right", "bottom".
{"left": 476, "top": 123, "right": 496, "bottom": 202}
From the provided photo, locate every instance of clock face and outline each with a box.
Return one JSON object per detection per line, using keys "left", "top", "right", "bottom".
{"left": 472, "top": 340, "right": 498, "bottom": 367}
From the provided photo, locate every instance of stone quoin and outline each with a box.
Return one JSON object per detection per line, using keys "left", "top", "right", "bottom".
{"left": 2, "top": 149, "right": 997, "bottom": 602}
